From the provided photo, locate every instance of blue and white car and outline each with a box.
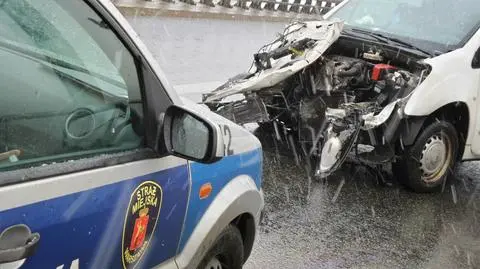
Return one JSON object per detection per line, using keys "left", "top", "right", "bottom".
{"left": 0, "top": 1, "right": 264, "bottom": 269}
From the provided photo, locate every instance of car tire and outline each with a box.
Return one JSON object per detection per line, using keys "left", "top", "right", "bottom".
{"left": 393, "top": 120, "right": 459, "bottom": 193}
{"left": 197, "top": 224, "right": 244, "bottom": 269}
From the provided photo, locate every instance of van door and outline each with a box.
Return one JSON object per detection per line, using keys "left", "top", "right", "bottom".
{"left": 470, "top": 46, "right": 480, "bottom": 155}
{"left": 0, "top": 1, "right": 189, "bottom": 268}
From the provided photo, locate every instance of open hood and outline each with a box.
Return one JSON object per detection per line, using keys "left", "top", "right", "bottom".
{"left": 203, "top": 19, "right": 344, "bottom": 103}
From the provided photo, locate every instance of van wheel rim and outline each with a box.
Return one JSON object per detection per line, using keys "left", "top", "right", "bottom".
{"left": 419, "top": 133, "right": 452, "bottom": 183}
{"left": 204, "top": 256, "right": 223, "bottom": 269}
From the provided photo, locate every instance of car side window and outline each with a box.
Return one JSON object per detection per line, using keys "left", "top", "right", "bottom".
{"left": 473, "top": 47, "right": 480, "bottom": 69}
{"left": 0, "top": 0, "right": 144, "bottom": 171}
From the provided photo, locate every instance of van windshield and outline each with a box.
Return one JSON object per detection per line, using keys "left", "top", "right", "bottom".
{"left": 330, "top": 0, "right": 480, "bottom": 51}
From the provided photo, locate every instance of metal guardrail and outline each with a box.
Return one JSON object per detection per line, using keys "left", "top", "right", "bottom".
{"left": 142, "top": 0, "right": 343, "bottom": 15}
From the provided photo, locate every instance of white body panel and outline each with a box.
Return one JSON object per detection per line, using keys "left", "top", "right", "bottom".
{"left": 324, "top": 0, "right": 480, "bottom": 160}
{"left": 403, "top": 28, "right": 480, "bottom": 157}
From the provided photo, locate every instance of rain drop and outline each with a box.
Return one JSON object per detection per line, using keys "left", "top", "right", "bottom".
{"left": 331, "top": 177, "right": 345, "bottom": 203}
{"left": 451, "top": 184, "right": 458, "bottom": 204}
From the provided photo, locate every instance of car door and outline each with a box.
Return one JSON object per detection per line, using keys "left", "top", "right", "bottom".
{"left": 0, "top": 1, "right": 189, "bottom": 268}
{"left": 470, "top": 45, "right": 480, "bottom": 155}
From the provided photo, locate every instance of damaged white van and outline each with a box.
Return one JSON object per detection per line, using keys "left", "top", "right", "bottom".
{"left": 203, "top": 0, "right": 480, "bottom": 192}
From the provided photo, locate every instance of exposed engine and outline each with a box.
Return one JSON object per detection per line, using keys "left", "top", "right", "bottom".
{"left": 202, "top": 20, "right": 431, "bottom": 177}
{"left": 300, "top": 55, "right": 421, "bottom": 176}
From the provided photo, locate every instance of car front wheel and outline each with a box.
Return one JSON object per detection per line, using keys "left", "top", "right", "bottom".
{"left": 197, "top": 224, "right": 244, "bottom": 269}
{"left": 394, "top": 120, "right": 459, "bottom": 193}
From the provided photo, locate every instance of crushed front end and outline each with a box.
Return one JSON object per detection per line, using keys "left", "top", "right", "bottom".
{"left": 203, "top": 19, "right": 431, "bottom": 178}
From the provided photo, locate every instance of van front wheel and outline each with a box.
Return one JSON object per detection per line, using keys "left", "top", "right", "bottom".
{"left": 394, "top": 120, "right": 459, "bottom": 193}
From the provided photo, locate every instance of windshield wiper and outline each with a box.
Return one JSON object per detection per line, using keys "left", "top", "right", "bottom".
{"left": 345, "top": 27, "right": 434, "bottom": 58}
{"left": 342, "top": 28, "right": 390, "bottom": 43}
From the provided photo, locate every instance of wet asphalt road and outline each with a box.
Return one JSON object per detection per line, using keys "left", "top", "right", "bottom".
{"left": 124, "top": 15, "right": 480, "bottom": 269}
{"left": 248, "top": 128, "right": 480, "bottom": 269}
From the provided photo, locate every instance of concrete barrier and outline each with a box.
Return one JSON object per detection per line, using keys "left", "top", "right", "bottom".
{"left": 113, "top": 0, "right": 343, "bottom": 21}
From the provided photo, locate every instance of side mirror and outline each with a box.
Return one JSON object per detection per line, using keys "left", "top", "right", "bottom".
{"left": 473, "top": 48, "right": 480, "bottom": 69}
{"left": 162, "top": 105, "right": 223, "bottom": 163}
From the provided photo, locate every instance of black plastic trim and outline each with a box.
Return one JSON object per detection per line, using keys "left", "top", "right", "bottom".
{"left": 400, "top": 116, "right": 427, "bottom": 146}
{"left": 84, "top": 0, "right": 174, "bottom": 151}
{"left": 472, "top": 47, "right": 480, "bottom": 69}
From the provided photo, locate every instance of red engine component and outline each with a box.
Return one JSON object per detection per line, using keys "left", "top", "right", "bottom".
{"left": 371, "top": 64, "right": 397, "bottom": 81}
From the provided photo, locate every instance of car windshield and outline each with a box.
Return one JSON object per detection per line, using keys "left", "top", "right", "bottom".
{"left": 329, "top": 0, "right": 480, "bottom": 51}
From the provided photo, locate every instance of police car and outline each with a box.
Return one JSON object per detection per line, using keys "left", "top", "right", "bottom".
{"left": 0, "top": 1, "right": 263, "bottom": 269}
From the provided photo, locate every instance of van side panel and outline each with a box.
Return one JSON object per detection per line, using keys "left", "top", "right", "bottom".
{"left": 404, "top": 48, "right": 479, "bottom": 153}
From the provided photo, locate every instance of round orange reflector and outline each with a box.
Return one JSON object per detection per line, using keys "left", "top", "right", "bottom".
{"left": 199, "top": 183, "right": 212, "bottom": 199}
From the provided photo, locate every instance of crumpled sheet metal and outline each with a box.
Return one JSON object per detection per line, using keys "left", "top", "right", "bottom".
{"left": 362, "top": 99, "right": 401, "bottom": 130}
{"left": 204, "top": 19, "right": 345, "bottom": 103}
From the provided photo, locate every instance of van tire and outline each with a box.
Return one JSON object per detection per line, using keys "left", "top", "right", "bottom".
{"left": 393, "top": 120, "right": 458, "bottom": 193}
{"left": 197, "top": 224, "right": 244, "bottom": 269}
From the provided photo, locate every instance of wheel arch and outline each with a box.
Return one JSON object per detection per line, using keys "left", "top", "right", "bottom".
{"left": 174, "top": 175, "right": 263, "bottom": 269}
{"left": 231, "top": 213, "right": 256, "bottom": 264}
{"left": 402, "top": 102, "right": 469, "bottom": 160}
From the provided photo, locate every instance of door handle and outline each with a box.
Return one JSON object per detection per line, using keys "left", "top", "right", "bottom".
{"left": 0, "top": 224, "right": 40, "bottom": 264}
